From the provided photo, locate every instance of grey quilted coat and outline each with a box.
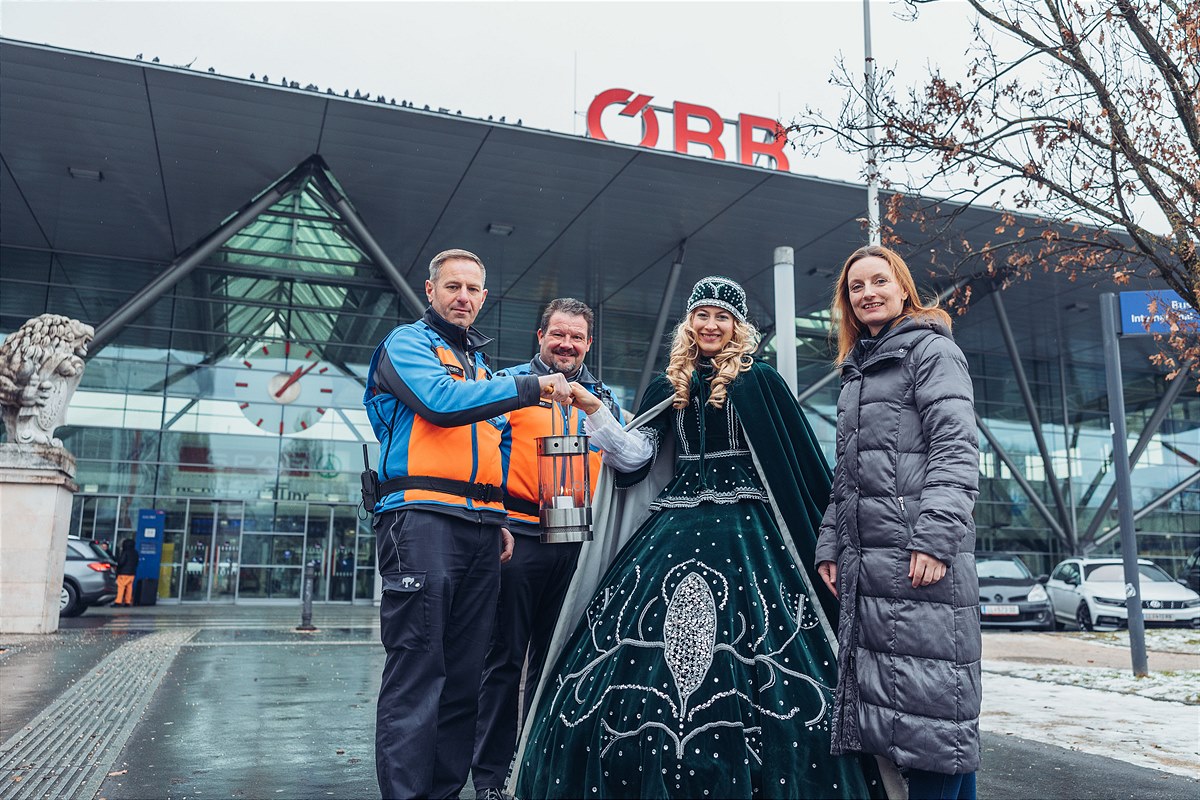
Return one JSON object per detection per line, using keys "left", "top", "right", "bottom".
{"left": 815, "top": 315, "right": 981, "bottom": 775}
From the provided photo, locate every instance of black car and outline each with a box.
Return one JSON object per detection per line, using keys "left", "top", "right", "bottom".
{"left": 976, "top": 552, "right": 1055, "bottom": 630}
{"left": 61, "top": 536, "right": 117, "bottom": 617}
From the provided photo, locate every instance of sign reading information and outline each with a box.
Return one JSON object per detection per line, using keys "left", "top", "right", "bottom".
{"left": 1118, "top": 290, "right": 1196, "bottom": 336}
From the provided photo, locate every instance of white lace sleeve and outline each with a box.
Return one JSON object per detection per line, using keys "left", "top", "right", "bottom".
{"left": 585, "top": 404, "right": 655, "bottom": 472}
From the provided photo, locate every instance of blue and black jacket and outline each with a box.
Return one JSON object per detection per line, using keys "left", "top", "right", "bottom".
{"left": 364, "top": 308, "right": 542, "bottom": 521}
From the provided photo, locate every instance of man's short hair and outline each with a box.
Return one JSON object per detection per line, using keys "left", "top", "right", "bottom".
{"left": 539, "top": 298, "right": 594, "bottom": 337}
{"left": 429, "top": 249, "right": 486, "bottom": 284}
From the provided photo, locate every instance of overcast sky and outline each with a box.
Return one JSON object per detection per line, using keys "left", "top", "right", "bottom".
{"left": 0, "top": 0, "right": 978, "bottom": 184}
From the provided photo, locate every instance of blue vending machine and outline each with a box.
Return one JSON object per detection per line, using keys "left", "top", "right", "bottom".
{"left": 135, "top": 509, "right": 165, "bottom": 605}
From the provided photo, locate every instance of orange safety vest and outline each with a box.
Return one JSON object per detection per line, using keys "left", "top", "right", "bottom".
{"left": 391, "top": 343, "right": 507, "bottom": 515}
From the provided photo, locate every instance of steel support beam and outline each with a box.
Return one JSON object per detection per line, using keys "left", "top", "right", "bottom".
{"left": 635, "top": 242, "right": 685, "bottom": 409}
{"left": 313, "top": 172, "right": 426, "bottom": 319}
{"left": 976, "top": 413, "right": 1071, "bottom": 549}
{"left": 91, "top": 181, "right": 292, "bottom": 353}
{"left": 1091, "top": 468, "right": 1200, "bottom": 550}
{"left": 991, "top": 291, "right": 1075, "bottom": 549}
{"left": 1079, "top": 360, "right": 1194, "bottom": 548}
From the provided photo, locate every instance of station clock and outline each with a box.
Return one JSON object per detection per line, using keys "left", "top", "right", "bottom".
{"left": 231, "top": 341, "right": 335, "bottom": 435}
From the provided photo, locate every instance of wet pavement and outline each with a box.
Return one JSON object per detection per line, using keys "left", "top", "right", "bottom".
{"left": 1, "top": 604, "right": 1196, "bottom": 799}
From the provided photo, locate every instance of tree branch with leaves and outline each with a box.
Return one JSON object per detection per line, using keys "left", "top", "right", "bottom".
{"left": 786, "top": 0, "right": 1199, "bottom": 377}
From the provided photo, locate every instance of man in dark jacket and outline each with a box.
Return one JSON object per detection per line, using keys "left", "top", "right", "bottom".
{"left": 471, "top": 299, "right": 622, "bottom": 800}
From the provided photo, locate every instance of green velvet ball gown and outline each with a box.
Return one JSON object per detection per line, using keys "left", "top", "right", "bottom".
{"left": 514, "top": 367, "right": 885, "bottom": 800}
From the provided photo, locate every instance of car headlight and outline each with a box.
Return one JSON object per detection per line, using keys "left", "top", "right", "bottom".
{"left": 1026, "top": 583, "right": 1048, "bottom": 603}
{"left": 1184, "top": 598, "right": 1200, "bottom": 608}
{"left": 1092, "top": 596, "right": 1124, "bottom": 607}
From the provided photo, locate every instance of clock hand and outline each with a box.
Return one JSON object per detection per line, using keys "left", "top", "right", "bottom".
{"left": 275, "top": 360, "right": 320, "bottom": 398}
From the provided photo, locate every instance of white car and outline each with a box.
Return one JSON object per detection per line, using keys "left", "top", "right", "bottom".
{"left": 1045, "top": 557, "right": 1200, "bottom": 631}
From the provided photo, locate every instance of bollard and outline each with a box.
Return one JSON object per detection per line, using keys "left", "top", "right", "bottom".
{"left": 297, "top": 560, "right": 318, "bottom": 632}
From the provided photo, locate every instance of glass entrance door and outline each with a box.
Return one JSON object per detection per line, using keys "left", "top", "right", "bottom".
{"left": 182, "top": 501, "right": 214, "bottom": 601}
{"left": 181, "top": 500, "right": 243, "bottom": 602}
{"left": 327, "top": 506, "right": 358, "bottom": 601}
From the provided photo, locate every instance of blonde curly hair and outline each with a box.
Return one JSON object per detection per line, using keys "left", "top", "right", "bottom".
{"left": 664, "top": 310, "right": 758, "bottom": 409}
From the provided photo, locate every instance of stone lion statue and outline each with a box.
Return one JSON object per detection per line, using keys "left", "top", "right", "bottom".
{"left": 0, "top": 314, "right": 95, "bottom": 447}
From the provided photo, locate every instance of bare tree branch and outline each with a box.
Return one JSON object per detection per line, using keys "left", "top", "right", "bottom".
{"left": 785, "top": 0, "right": 1199, "bottom": 379}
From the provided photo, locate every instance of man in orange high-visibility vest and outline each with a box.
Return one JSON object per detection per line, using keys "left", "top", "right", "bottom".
{"left": 471, "top": 298, "right": 622, "bottom": 800}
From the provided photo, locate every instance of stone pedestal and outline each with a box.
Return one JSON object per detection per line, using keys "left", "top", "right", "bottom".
{"left": 0, "top": 444, "right": 78, "bottom": 633}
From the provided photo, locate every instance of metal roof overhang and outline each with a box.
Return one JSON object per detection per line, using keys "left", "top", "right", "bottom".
{"left": 0, "top": 38, "right": 1168, "bottom": 393}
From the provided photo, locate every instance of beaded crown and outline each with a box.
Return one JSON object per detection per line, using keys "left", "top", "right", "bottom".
{"left": 685, "top": 276, "right": 748, "bottom": 322}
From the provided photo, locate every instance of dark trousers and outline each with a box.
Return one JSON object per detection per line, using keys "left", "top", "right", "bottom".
{"left": 907, "top": 768, "right": 977, "bottom": 800}
{"left": 375, "top": 508, "right": 502, "bottom": 800}
{"left": 471, "top": 534, "right": 581, "bottom": 790}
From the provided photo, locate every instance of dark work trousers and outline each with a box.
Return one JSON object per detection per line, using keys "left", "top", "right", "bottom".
{"left": 471, "top": 532, "right": 581, "bottom": 790}
{"left": 375, "top": 508, "right": 503, "bottom": 800}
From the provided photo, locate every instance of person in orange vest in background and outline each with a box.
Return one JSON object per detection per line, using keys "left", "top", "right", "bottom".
{"left": 114, "top": 538, "right": 138, "bottom": 606}
{"left": 364, "top": 249, "right": 573, "bottom": 800}
{"left": 471, "top": 298, "right": 622, "bottom": 800}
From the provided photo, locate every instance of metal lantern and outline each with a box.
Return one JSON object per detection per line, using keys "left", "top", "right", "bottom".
{"left": 536, "top": 430, "right": 593, "bottom": 544}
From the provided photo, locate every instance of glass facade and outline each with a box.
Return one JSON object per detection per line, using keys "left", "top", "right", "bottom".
{"left": 2, "top": 159, "right": 1196, "bottom": 601}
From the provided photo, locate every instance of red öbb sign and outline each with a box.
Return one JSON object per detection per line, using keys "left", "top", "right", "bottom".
{"left": 586, "top": 88, "right": 790, "bottom": 172}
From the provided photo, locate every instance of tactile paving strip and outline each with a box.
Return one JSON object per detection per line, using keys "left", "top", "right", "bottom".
{"left": 0, "top": 627, "right": 197, "bottom": 800}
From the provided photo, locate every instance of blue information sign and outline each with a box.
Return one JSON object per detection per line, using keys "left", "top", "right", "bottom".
{"left": 135, "top": 509, "right": 165, "bottom": 581}
{"left": 1118, "top": 290, "right": 1195, "bottom": 336}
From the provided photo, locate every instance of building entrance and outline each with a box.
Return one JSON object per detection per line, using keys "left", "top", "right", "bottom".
{"left": 180, "top": 500, "right": 242, "bottom": 602}
{"left": 75, "top": 494, "right": 376, "bottom": 604}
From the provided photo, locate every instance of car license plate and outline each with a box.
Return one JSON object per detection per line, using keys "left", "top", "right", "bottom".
{"left": 1144, "top": 612, "right": 1173, "bottom": 621}
{"left": 982, "top": 604, "right": 1019, "bottom": 616}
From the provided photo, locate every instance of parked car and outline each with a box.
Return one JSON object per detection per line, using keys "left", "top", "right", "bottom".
{"left": 1045, "top": 557, "right": 1200, "bottom": 631}
{"left": 976, "top": 552, "right": 1055, "bottom": 630}
{"left": 1179, "top": 547, "right": 1200, "bottom": 592}
{"left": 61, "top": 536, "right": 117, "bottom": 617}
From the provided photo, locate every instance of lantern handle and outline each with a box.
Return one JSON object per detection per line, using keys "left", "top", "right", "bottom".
{"left": 550, "top": 399, "right": 567, "bottom": 436}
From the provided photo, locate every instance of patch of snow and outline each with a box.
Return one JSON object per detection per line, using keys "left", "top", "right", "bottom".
{"left": 982, "top": 669, "right": 1200, "bottom": 779}
{"left": 1070, "top": 628, "right": 1200, "bottom": 656}
{"left": 983, "top": 660, "right": 1200, "bottom": 704}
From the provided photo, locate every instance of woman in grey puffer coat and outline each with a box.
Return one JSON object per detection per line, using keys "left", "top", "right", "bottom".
{"left": 816, "top": 245, "right": 981, "bottom": 800}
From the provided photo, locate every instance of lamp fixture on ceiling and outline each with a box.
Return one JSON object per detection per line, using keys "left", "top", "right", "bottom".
{"left": 487, "top": 223, "right": 514, "bottom": 236}
{"left": 68, "top": 167, "right": 104, "bottom": 181}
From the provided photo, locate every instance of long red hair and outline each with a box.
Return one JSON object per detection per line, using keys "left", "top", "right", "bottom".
{"left": 831, "top": 245, "right": 951, "bottom": 364}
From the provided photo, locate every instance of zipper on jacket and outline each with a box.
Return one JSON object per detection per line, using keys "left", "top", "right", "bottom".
{"left": 898, "top": 496, "right": 916, "bottom": 537}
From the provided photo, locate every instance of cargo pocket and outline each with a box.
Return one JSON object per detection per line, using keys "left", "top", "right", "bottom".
{"left": 380, "top": 571, "right": 429, "bottom": 651}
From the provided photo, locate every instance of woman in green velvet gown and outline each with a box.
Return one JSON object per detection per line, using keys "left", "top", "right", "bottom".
{"left": 509, "top": 277, "right": 889, "bottom": 800}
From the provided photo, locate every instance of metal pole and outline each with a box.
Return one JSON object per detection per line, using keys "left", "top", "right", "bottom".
{"left": 1099, "top": 293, "right": 1147, "bottom": 676}
{"left": 773, "top": 246, "right": 798, "bottom": 396}
{"left": 635, "top": 247, "right": 685, "bottom": 408}
{"left": 863, "top": 0, "right": 880, "bottom": 245}
{"left": 297, "top": 560, "right": 317, "bottom": 632}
